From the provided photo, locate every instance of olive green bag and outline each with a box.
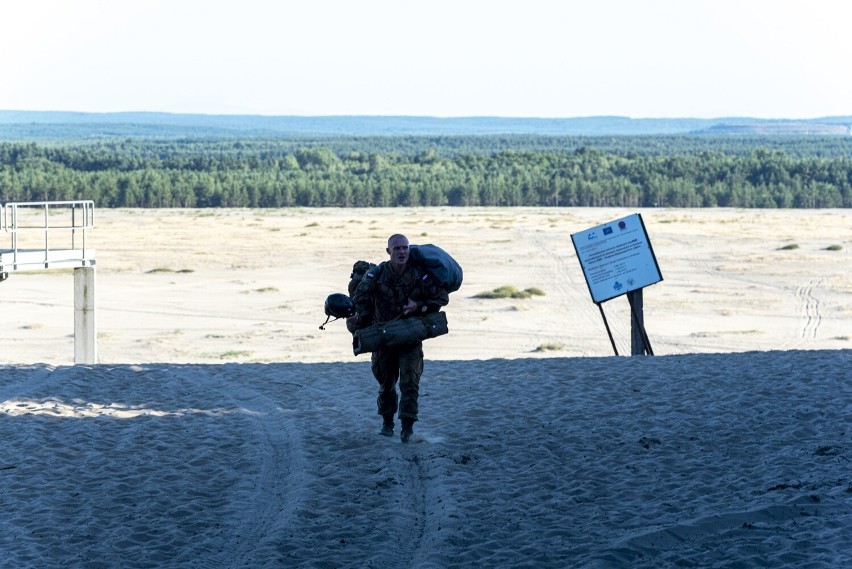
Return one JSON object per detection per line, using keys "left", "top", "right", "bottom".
{"left": 353, "top": 311, "right": 448, "bottom": 356}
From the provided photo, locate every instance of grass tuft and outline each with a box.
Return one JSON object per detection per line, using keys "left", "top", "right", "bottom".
{"left": 474, "top": 285, "right": 546, "bottom": 299}
{"left": 534, "top": 343, "right": 564, "bottom": 352}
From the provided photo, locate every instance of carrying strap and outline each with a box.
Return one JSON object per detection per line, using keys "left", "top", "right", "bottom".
{"left": 319, "top": 314, "right": 341, "bottom": 330}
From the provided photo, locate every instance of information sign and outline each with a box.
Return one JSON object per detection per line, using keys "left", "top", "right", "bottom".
{"left": 571, "top": 213, "right": 662, "bottom": 304}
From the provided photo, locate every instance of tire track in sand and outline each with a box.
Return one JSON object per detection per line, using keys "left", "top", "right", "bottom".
{"left": 255, "top": 363, "right": 447, "bottom": 568}
{"left": 796, "top": 278, "right": 823, "bottom": 339}
{"left": 376, "top": 449, "right": 431, "bottom": 569}
{"left": 514, "top": 226, "right": 603, "bottom": 348}
{"left": 362, "top": 440, "right": 452, "bottom": 569}
{"left": 183, "top": 365, "right": 310, "bottom": 567}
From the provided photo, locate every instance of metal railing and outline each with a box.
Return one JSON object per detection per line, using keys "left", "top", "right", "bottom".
{"left": 1, "top": 200, "right": 95, "bottom": 271}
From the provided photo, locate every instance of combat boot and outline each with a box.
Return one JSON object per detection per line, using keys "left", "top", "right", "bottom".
{"left": 379, "top": 414, "right": 394, "bottom": 437}
{"left": 400, "top": 418, "right": 414, "bottom": 443}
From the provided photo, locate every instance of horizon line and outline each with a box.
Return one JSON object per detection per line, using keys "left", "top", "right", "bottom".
{"left": 2, "top": 109, "right": 851, "bottom": 122}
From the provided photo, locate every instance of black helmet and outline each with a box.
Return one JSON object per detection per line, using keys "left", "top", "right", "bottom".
{"left": 324, "top": 293, "right": 355, "bottom": 319}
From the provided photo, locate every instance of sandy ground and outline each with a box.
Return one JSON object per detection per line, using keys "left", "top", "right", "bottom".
{"left": 0, "top": 207, "right": 850, "bottom": 568}
{"left": 0, "top": 207, "right": 849, "bottom": 364}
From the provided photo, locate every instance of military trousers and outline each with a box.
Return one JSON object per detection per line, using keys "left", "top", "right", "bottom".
{"left": 371, "top": 342, "right": 424, "bottom": 422}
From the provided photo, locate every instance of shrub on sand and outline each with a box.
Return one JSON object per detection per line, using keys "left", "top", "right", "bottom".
{"left": 534, "top": 343, "right": 564, "bottom": 352}
{"left": 474, "top": 285, "right": 546, "bottom": 299}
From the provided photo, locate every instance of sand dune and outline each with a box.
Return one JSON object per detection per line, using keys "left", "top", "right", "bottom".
{"left": 1, "top": 350, "right": 850, "bottom": 567}
{"left": 0, "top": 208, "right": 850, "bottom": 567}
{"left": 0, "top": 207, "right": 849, "bottom": 364}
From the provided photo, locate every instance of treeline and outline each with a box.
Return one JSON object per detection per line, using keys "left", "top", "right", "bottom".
{"left": 1, "top": 137, "right": 850, "bottom": 208}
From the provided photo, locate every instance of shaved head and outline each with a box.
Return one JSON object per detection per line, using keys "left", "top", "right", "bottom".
{"left": 386, "top": 234, "right": 410, "bottom": 273}
{"left": 387, "top": 234, "right": 408, "bottom": 248}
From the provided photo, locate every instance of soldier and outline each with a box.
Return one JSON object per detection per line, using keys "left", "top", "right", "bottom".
{"left": 349, "top": 234, "right": 449, "bottom": 442}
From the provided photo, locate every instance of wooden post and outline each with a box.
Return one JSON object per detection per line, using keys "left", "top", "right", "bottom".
{"left": 628, "top": 289, "right": 643, "bottom": 355}
{"left": 627, "top": 289, "right": 654, "bottom": 356}
{"left": 74, "top": 266, "right": 97, "bottom": 364}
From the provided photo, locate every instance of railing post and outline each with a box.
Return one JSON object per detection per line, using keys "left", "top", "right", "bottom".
{"left": 74, "top": 266, "right": 97, "bottom": 364}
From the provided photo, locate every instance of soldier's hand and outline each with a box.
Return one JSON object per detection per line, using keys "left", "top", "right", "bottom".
{"left": 402, "top": 299, "right": 418, "bottom": 315}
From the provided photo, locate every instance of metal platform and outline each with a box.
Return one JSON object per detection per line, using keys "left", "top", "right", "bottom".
{"left": 0, "top": 200, "right": 95, "bottom": 273}
{"left": 1, "top": 200, "right": 97, "bottom": 364}
{"left": 0, "top": 248, "right": 96, "bottom": 272}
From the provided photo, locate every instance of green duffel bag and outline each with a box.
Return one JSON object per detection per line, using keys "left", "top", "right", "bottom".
{"left": 353, "top": 311, "right": 448, "bottom": 356}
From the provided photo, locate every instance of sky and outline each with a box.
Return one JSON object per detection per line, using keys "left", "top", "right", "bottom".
{"left": 2, "top": 0, "right": 850, "bottom": 119}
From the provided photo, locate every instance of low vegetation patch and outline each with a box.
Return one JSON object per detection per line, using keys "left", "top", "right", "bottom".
{"left": 204, "top": 350, "right": 253, "bottom": 360}
{"left": 534, "top": 343, "right": 564, "bottom": 352}
{"left": 474, "top": 285, "right": 546, "bottom": 299}
{"left": 777, "top": 243, "right": 799, "bottom": 251}
{"left": 824, "top": 244, "right": 843, "bottom": 251}
{"left": 146, "top": 267, "right": 194, "bottom": 274}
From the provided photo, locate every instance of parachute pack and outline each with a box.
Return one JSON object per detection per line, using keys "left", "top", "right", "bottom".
{"left": 408, "top": 244, "right": 463, "bottom": 293}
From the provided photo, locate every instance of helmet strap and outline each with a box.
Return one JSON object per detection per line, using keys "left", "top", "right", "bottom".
{"left": 319, "top": 314, "right": 341, "bottom": 330}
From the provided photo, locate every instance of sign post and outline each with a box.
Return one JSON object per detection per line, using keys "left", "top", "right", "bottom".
{"left": 627, "top": 289, "right": 652, "bottom": 355}
{"left": 571, "top": 213, "right": 662, "bottom": 356}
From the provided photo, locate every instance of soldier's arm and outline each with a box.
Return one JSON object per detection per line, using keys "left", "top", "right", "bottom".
{"left": 414, "top": 283, "right": 449, "bottom": 314}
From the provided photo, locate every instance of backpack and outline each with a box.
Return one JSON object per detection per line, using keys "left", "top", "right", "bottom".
{"left": 348, "top": 260, "right": 376, "bottom": 297}
{"left": 408, "top": 244, "right": 463, "bottom": 293}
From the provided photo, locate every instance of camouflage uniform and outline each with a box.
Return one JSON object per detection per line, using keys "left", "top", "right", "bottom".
{"left": 352, "top": 261, "right": 449, "bottom": 424}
